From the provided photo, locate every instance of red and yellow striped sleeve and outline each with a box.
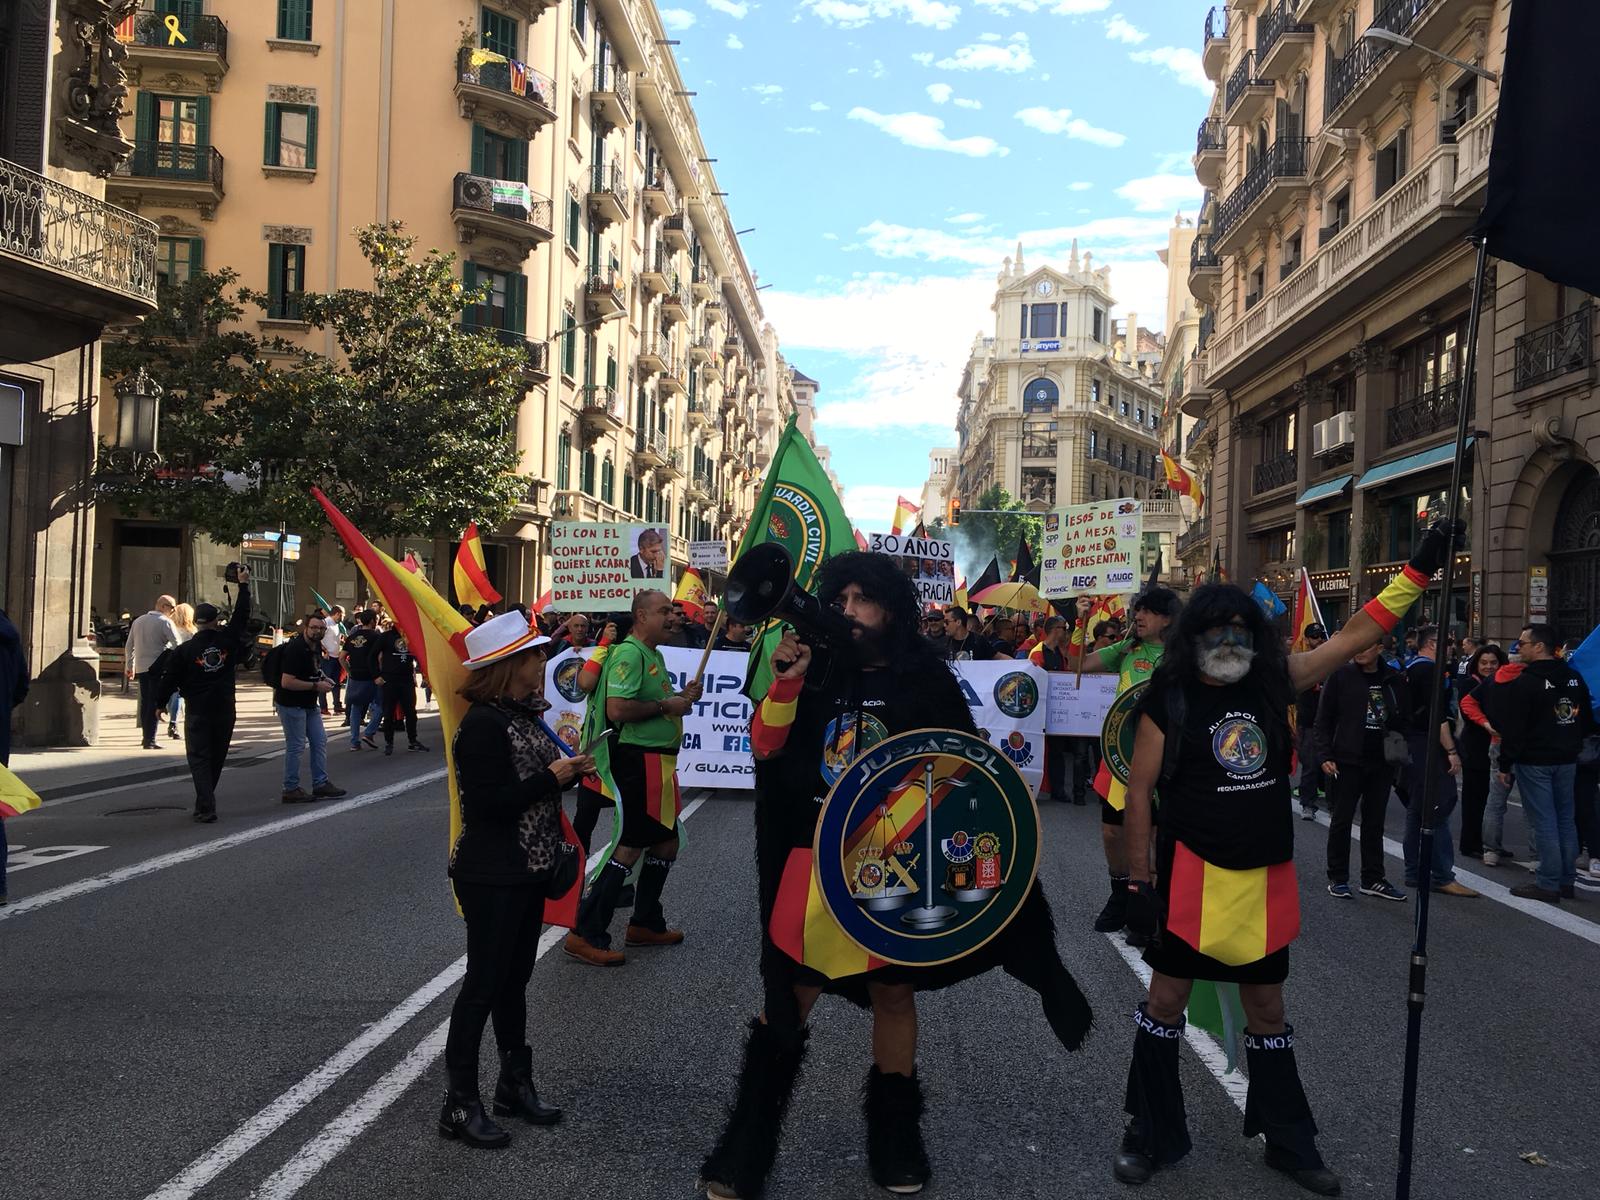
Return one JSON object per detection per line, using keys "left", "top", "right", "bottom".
{"left": 751, "top": 675, "right": 803, "bottom": 757}
{"left": 578, "top": 631, "right": 613, "bottom": 686}
{"left": 1361, "top": 564, "right": 1430, "bottom": 633}
{"left": 1028, "top": 644, "right": 1045, "bottom": 667}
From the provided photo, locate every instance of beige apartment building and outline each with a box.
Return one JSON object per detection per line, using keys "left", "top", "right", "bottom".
{"left": 93, "top": 0, "right": 799, "bottom": 625}
{"left": 2, "top": 2, "right": 160, "bottom": 745}
{"left": 919, "top": 446, "right": 957, "bottom": 527}
{"left": 1154, "top": 211, "right": 1206, "bottom": 585}
{"left": 952, "top": 245, "right": 1178, "bottom": 572}
{"left": 1179, "top": 0, "right": 1527, "bottom": 633}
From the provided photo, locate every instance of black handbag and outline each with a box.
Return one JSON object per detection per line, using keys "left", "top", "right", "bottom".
{"left": 541, "top": 841, "right": 580, "bottom": 899}
{"left": 1383, "top": 730, "right": 1412, "bottom": 768}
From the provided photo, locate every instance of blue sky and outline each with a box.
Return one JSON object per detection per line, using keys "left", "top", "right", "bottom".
{"left": 663, "top": 0, "right": 1213, "bottom": 531}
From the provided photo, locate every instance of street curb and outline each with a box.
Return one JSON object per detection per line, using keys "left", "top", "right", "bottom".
{"left": 32, "top": 744, "right": 281, "bottom": 803}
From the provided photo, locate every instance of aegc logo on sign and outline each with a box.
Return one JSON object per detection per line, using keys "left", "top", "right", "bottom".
{"left": 1071, "top": 574, "right": 1097, "bottom": 589}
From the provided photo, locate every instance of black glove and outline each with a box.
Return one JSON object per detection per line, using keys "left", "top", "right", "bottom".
{"left": 1407, "top": 518, "right": 1466, "bottom": 579}
{"left": 1125, "top": 881, "right": 1161, "bottom": 940}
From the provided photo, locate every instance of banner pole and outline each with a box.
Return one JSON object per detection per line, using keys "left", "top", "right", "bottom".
{"left": 693, "top": 611, "right": 728, "bottom": 685}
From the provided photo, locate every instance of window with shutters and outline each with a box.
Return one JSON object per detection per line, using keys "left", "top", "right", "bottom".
{"left": 581, "top": 448, "right": 596, "bottom": 495}
{"left": 623, "top": 471, "right": 634, "bottom": 513}
{"left": 601, "top": 456, "right": 615, "bottom": 504}
{"left": 135, "top": 94, "right": 210, "bottom": 175}
{"left": 1374, "top": 128, "right": 1408, "bottom": 199}
{"left": 561, "top": 313, "right": 577, "bottom": 378}
{"left": 557, "top": 428, "right": 571, "bottom": 489}
{"left": 471, "top": 124, "right": 526, "bottom": 183}
{"left": 156, "top": 236, "right": 203, "bottom": 288}
{"left": 479, "top": 6, "right": 518, "bottom": 57}
{"left": 277, "top": 0, "right": 314, "bottom": 40}
{"left": 572, "top": 0, "right": 588, "bottom": 42}
{"left": 462, "top": 262, "right": 526, "bottom": 336}
{"left": 266, "top": 244, "right": 305, "bottom": 320}
{"left": 264, "top": 103, "right": 318, "bottom": 169}
{"left": 566, "top": 195, "right": 582, "bottom": 253}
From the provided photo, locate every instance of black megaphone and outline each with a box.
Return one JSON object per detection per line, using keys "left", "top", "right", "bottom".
{"left": 724, "top": 543, "right": 855, "bottom": 653}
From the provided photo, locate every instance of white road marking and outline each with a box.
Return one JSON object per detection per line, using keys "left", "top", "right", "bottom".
{"left": 1102, "top": 933, "right": 1251, "bottom": 1113}
{"left": 151, "top": 790, "right": 712, "bottom": 1200}
{"left": 0, "top": 769, "right": 448, "bottom": 923}
{"left": 1311, "top": 810, "right": 1600, "bottom": 947}
{"left": 3, "top": 844, "right": 107, "bottom": 872}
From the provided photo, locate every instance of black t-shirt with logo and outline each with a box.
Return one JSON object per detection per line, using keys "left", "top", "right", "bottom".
{"left": 376, "top": 629, "right": 416, "bottom": 682}
{"left": 1139, "top": 674, "right": 1294, "bottom": 870}
{"left": 275, "top": 635, "right": 323, "bottom": 709}
{"left": 1362, "top": 680, "right": 1389, "bottom": 759}
{"left": 343, "top": 624, "right": 383, "bottom": 681}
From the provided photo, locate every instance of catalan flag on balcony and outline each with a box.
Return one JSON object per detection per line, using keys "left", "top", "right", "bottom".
{"left": 508, "top": 59, "right": 528, "bottom": 97}
{"left": 452, "top": 521, "right": 502, "bottom": 612}
{"left": 1160, "top": 449, "right": 1205, "bottom": 511}
{"left": 1164, "top": 840, "right": 1300, "bottom": 967}
{"left": 889, "top": 495, "right": 920, "bottom": 536}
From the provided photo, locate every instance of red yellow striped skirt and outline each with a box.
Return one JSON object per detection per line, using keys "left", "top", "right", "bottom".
{"left": 609, "top": 741, "right": 681, "bottom": 847}
{"left": 1145, "top": 837, "right": 1300, "bottom": 984}
{"left": 769, "top": 848, "right": 890, "bottom": 981}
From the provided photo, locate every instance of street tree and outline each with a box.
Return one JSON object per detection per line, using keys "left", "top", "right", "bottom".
{"left": 962, "top": 484, "right": 1042, "bottom": 572}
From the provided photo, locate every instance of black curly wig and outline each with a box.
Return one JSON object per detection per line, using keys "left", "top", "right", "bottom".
{"left": 814, "top": 551, "right": 936, "bottom": 673}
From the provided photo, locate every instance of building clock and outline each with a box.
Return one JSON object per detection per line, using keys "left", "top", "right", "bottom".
{"left": 1035, "top": 280, "right": 1055, "bottom": 297}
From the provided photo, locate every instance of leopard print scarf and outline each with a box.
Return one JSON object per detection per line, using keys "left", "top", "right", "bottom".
{"left": 489, "top": 697, "right": 564, "bottom": 874}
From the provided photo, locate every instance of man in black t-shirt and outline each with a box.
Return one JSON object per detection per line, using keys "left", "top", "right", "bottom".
{"left": 375, "top": 627, "right": 426, "bottom": 755}
{"left": 340, "top": 610, "right": 384, "bottom": 750}
{"left": 276, "top": 615, "right": 347, "bottom": 804}
{"left": 1400, "top": 626, "right": 1477, "bottom": 897}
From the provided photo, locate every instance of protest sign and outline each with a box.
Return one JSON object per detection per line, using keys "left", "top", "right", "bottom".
{"left": 1044, "top": 672, "right": 1119, "bottom": 736}
{"left": 868, "top": 531, "right": 957, "bottom": 606}
{"left": 1040, "top": 500, "right": 1143, "bottom": 598}
{"left": 550, "top": 522, "right": 670, "bottom": 607}
{"left": 949, "top": 659, "right": 1049, "bottom": 792}
{"left": 689, "top": 540, "right": 728, "bottom": 573}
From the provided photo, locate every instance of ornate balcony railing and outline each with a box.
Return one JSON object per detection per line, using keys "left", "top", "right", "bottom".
{"left": 1196, "top": 117, "right": 1224, "bottom": 156}
{"left": 1215, "top": 137, "right": 1308, "bottom": 241}
{"left": 1515, "top": 305, "right": 1593, "bottom": 390}
{"left": 1190, "top": 233, "right": 1220, "bottom": 272}
{"left": 454, "top": 46, "right": 558, "bottom": 115}
{"left": 127, "top": 6, "right": 229, "bottom": 61}
{"left": 1205, "top": 5, "right": 1229, "bottom": 41}
{"left": 116, "top": 140, "right": 225, "bottom": 186}
{"left": 594, "top": 62, "right": 633, "bottom": 114}
{"left": 580, "top": 383, "right": 625, "bottom": 422}
{"left": 1256, "top": 0, "right": 1313, "bottom": 66}
{"left": 1386, "top": 380, "right": 1468, "bottom": 447}
{"left": 1178, "top": 517, "right": 1212, "bottom": 556}
{"left": 0, "top": 155, "right": 157, "bottom": 305}
{"left": 590, "top": 160, "right": 629, "bottom": 210}
{"left": 1226, "top": 52, "right": 1264, "bottom": 111}
{"left": 1253, "top": 451, "right": 1297, "bottom": 495}
{"left": 1325, "top": 0, "right": 1429, "bottom": 118}
{"left": 1197, "top": 311, "right": 1215, "bottom": 352}
{"left": 461, "top": 320, "right": 548, "bottom": 375}
{"left": 1186, "top": 418, "right": 1209, "bottom": 452}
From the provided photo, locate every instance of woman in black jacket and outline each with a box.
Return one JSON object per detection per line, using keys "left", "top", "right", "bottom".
{"left": 439, "top": 613, "right": 594, "bottom": 1149}
{"left": 1456, "top": 644, "right": 1507, "bottom": 861}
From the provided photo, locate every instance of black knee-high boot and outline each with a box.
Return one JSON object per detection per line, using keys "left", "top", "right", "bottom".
{"left": 1115, "top": 1003, "right": 1191, "bottom": 1184}
{"left": 630, "top": 854, "right": 672, "bottom": 932}
{"left": 576, "top": 858, "right": 629, "bottom": 949}
{"left": 699, "top": 1018, "right": 809, "bottom": 1200}
{"left": 864, "top": 1066, "right": 931, "bottom": 1194}
{"left": 1243, "top": 1026, "right": 1341, "bottom": 1196}
{"left": 572, "top": 789, "right": 607, "bottom": 855}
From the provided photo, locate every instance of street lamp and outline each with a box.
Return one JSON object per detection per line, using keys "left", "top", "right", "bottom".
{"left": 1362, "top": 27, "right": 1499, "bottom": 82}
{"left": 114, "top": 366, "right": 162, "bottom": 455}
{"left": 545, "top": 305, "right": 625, "bottom": 343}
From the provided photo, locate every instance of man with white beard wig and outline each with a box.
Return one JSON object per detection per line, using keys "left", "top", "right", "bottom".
{"left": 1111, "top": 520, "right": 1461, "bottom": 1196}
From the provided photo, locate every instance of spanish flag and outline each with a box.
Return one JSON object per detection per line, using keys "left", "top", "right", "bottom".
{"left": 1289, "top": 567, "right": 1326, "bottom": 653}
{"left": 673, "top": 566, "right": 707, "bottom": 622}
{"left": 452, "top": 521, "right": 502, "bottom": 611}
{"left": 889, "top": 495, "right": 920, "bottom": 536}
{"left": 313, "top": 489, "right": 582, "bottom": 928}
{"left": 0, "top": 761, "right": 41, "bottom": 818}
{"left": 1165, "top": 841, "right": 1300, "bottom": 966}
{"left": 1160, "top": 449, "right": 1205, "bottom": 511}
{"left": 770, "top": 849, "right": 888, "bottom": 979}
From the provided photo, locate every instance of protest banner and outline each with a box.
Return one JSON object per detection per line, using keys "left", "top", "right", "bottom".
{"left": 949, "top": 659, "right": 1049, "bottom": 793}
{"left": 544, "top": 646, "right": 755, "bottom": 790}
{"left": 550, "top": 522, "right": 670, "bottom": 607}
{"left": 689, "top": 540, "right": 728, "bottom": 573}
{"left": 1044, "top": 672, "right": 1119, "bottom": 736}
{"left": 868, "top": 531, "right": 957, "bottom": 606}
{"left": 1040, "top": 499, "right": 1143, "bottom": 599}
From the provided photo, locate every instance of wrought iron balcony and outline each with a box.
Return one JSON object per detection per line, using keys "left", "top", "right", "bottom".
{"left": 661, "top": 212, "right": 690, "bottom": 252}
{"left": 634, "top": 426, "right": 668, "bottom": 465}
{"left": 641, "top": 165, "right": 677, "bottom": 219}
{"left": 115, "top": 140, "right": 224, "bottom": 184}
{"left": 685, "top": 399, "right": 712, "bottom": 429}
{"left": 579, "top": 383, "right": 625, "bottom": 431}
{"left": 450, "top": 173, "right": 553, "bottom": 258}
{"left": 1324, "top": 0, "right": 1438, "bottom": 124}
{"left": 123, "top": 6, "right": 229, "bottom": 87}
{"left": 584, "top": 266, "right": 625, "bottom": 318}
{"left": 1515, "top": 305, "right": 1593, "bottom": 390}
{"left": 1177, "top": 517, "right": 1212, "bottom": 556}
{"left": 461, "top": 320, "right": 549, "bottom": 384}
{"left": 592, "top": 63, "right": 633, "bottom": 129}
{"left": 1255, "top": 0, "right": 1314, "bottom": 78}
{"left": 1215, "top": 137, "right": 1309, "bottom": 248}
{"left": 1252, "top": 450, "right": 1297, "bottom": 495}
{"left": 1204, "top": 5, "right": 1228, "bottom": 41}
{"left": 1188, "top": 232, "right": 1222, "bottom": 299}
{"left": 454, "top": 47, "right": 558, "bottom": 138}
{"left": 654, "top": 446, "right": 685, "bottom": 482}
{"left": 658, "top": 357, "right": 687, "bottom": 395}
{"left": 588, "top": 161, "right": 629, "bottom": 228}
{"left": 1386, "top": 380, "right": 1468, "bottom": 447}
{"left": 1186, "top": 418, "right": 1209, "bottom": 452}
{"left": 661, "top": 284, "right": 690, "bottom": 324}
{"left": 1202, "top": 6, "right": 1230, "bottom": 80}
{"left": 691, "top": 261, "right": 715, "bottom": 300}
{"left": 1224, "top": 52, "right": 1272, "bottom": 125}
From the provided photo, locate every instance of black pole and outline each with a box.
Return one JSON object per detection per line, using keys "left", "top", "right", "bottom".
{"left": 1394, "top": 236, "right": 1490, "bottom": 1200}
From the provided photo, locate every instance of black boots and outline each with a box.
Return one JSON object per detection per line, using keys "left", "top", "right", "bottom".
{"left": 700, "top": 1018, "right": 810, "bottom": 1200}
{"left": 1115, "top": 1003, "right": 1192, "bottom": 1185}
{"left": 864, "top": 1066, "right": 931, "bottom": 1195}
{"left": 1244, "top": 1027, "right": 1341, "bottom": 1196}
{"left": 437, "top": 1090, "right": 510, "bottom": 1149}
{"left": 492, "top": 1046, "right": 562, "bottom": 1126}
{"left": 630, "top": 854, "right": 672, "bottom": 932}
{"left": 575, "top": 857, "right": 629, "bottom": 949}
{"left": 1094, "top": 875, "right": 1130, "bottom": 932}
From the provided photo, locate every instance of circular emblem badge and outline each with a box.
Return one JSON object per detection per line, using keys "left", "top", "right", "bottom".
{"left": 813, "top": 727, "right": 1040, "bottom": 967}
{"left": 820, "top": 712, "right": 891, "bottom": 786}
{"left": 554, "top": 712, "right": 583, "bottom": 752}
{"left": 1212, "top": 717, "right": 1268, "bottom": 775}
{"left": 992, "top": 671, "right": 1040, "bottom": 719}
{"left": 764, "top": 483, "right": 834, "bottom": 589}
{"left": 552, "top": 656, "right": 586, "bottom": 703}
{"left": 1102, "top": 679, "right": 1149, "bottom": 786}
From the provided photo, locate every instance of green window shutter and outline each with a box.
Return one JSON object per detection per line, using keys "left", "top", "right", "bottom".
{"left": 470, "top": 125, "right": 486, "bottom": 176}
{"left": 305, "top": 106, "right": 319, "bottom": 169}
{"left": 562, "top": 316, "right": 576, "bottom": 376}
{"left": 510, "top": 137, "right": 528, "bottom": 184}
{"left": 194, "top": 95, "right": 211, "bottom": 150}
{"left": 267, "top": 245, "right": 284, "bottom": 314}
{"left": 279, "top": 0, "right": 313, "bottom": 40}
{"left": 189, "top": 237, "right": 204, "bottom": 271}
{"left": 264, "top": 102, "right": 279, "bottom": 165}
{"left": 481, "top": 7, "right": 518, "bottom": 57}
{"left": 135, "top": 91, "right": 155, "bottom": 147}
{"left": 508, "top": 273, "right": 527, "bottom": 335}
{"left": 605, "top": 355, "right": 617, "bottom": 389}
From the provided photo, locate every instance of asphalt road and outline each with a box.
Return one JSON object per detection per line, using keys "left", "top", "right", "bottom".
{"left": 4, "top": 721, "right": 1597, "bottom": 1200}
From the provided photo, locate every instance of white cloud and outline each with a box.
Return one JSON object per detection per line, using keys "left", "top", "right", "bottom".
{"left": 946, "top": 211, "right": 985, "bottom": 224}
{"left": 725, "top": 32, "right": 744, "bottom": 49}
{"left": 1105, "top": 13, "right": 1146, "bottom": 42}
{"left": 1129, "top": 46, "right": 1212, "bottom": 93}
{"left": 748, "top": 83, "right": 784, "bottom": 104}
{"left": 911, "top": 51, "right": 935, "bottom": 65}
{"left": 1013, "top": 106, "right": 1126, "bottom": 146}
{"left": 955, "top": 97, "right": 983, "bottom": 108}
{"left": 937, "top": 33, "right": 1034, "bottom": 72}
{"left": 659, "top": 7, "right": 697, "bottom": 30}
{"left": 705, "top": 0, "right": 750, "bottom": 15}
{"left": 872, "top": 58, "right": 887, "bottom": 78}
{"left": 841, "top": 483, "right": 930, "bottom": 529}
{"left": 1068, "top": 180, "right": 1093, "bottom": 190}
{"left": 970, "top": 0, "right": 1108, "bottom": 13}
{"left": 1114, "top": 171, "right": 1204, "bottom": 213}
{"left": 801, "top": 0, "right": 961, "bottom": 30}
{"left": 1050, "top": 0, "right": 1111, "bottom": 10}
{"left": 855, "top": 215, "right": 1175, "bottom": 268}
{"left": 979, "top": 31, "right": 1002, "bottom": 41}
{"left": 926, "top": 82, "right": 954, "bottom": 103}
{"left": 810, "top": 100, "right": 831, "bottom": 111}
{"left": 848, "top": 107, "right": 1009, "bottom": 157}
{"left": 785, "top": 125, "right": 821, "bottom": 134}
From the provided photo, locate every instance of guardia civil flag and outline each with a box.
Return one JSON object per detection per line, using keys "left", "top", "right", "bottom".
{"left": 674, "top": 566, "right": 707, "bottom": 622}
{"left": 0, "top": 761, "right": 41, "bottom": 818}
{"left": 737, "top": 413, "right": 857, "bottom": 700}
{"left": 1289, "top": 568, "right": 1326, "bottom": 654}
{"left": 452, "top": 521, "right": 502, "bottom": 611}
{"left": 1160, "top": 449, "right": 1205, "bottom": 511}
{"left": 889, "top": 495, "right": 920, "bottom": 536}
{"left": 313, "top": 488, "right": 582, "bottom": 928}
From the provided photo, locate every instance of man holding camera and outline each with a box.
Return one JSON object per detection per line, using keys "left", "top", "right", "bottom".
{"left": 277, "top": 613, "right": 348, "bottom": 804}
{"left": 158, "top": 567, "right": 255, "bottom": 823}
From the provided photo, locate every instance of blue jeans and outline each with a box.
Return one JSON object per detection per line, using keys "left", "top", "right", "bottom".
{"left": 279, "top": 705, "right": 329, "bottom": 792}
{"left": 1515, "top": 762, "right": 1578, "bottom": 892}
{"left": 320, "top": 655, "right": 344, "bottom": 713}
{"left": 1403, "top": 732, "right": 1457, "bottom": 886}
{"left": 1484, "top": 742, "right": 1513, "bottom": 852}
{"left": 343, "top": 680, "right": 383, "bottom": 745}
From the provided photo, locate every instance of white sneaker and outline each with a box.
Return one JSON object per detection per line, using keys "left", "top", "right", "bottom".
{"left": 1481, "top": 850, "right": 1500, "bottom": 867}
{"left": 1585, "top": 861, "right": 1600, "bottom": 882}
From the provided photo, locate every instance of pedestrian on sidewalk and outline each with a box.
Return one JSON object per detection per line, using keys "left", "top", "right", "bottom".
{"left": 1400, "top": 626, "right": 1478, "bottom": 898}
{"left": 127, "top": 594, "right": 178, "bottom": 750}
{"left": 1313, "top": 644, "right": 1407, "bottom": 901}
{"left": 340, "top": 610, "right": 384, "bottom": 750}
{"left": 0, "top": 605, "right": 30, "bottom": 905}
{"left": 1485, "top": 623, "right": 1595, "bottom": 903}
{"left": 164, "top": 603, "right": 198, "bottom": 740}
{"left": 376, "top": 626, "right": 426, "bottom": 755}
{"left": 1029, "top": 617, "right": 1079, "bottom": 803}
{"left": 158, "top": 571, "right": 254, "bottom": 822}
{"left": 274, "top": 614, "right": 347, "bottom": 804}
{"left": 439, "top": 612, "right": 592, "bottom": 1148}
{"left": 1455, "top": 644, "right": 1508, "bottom": 861}
{"left": 320, "top": 605, "right": 347, "bottom": 717}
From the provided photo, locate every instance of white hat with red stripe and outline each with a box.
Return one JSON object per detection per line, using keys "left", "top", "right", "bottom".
{"left": 461, "top": 610, "right": 551, "bottom": 670}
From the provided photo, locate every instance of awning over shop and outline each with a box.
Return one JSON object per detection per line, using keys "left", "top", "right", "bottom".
{"left": 1355, "top": 438, "right": 1474, "bottom": 491}
{"left": 1296, "top": 474, "right": 1354, "bottom": 508}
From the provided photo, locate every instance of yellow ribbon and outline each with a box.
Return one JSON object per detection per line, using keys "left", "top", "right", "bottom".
{"left": 164, "top": 14, "right": 189, "bottom": 46}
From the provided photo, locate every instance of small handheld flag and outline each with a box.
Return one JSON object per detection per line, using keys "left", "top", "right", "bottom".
{"left": 890, "top": 495, "right": 921, "bottom": 536}
{"left": 674, "top": 567, "right": 707, "bottom": 622}
{"left": 1251, "top": 580, "right": 1287, "bottom": 619}
{"left": 452, "top": 521, "right": 502, "bottom": 611}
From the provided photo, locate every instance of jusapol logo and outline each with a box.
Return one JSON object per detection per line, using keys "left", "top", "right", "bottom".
{"left": 1212, "top": 717, "right": 1267, "bottom": 775}
{"left": 992, "top": 671, "right": 1040, "bottom": 719}
{"left": 1002, "top": 730, "right": 1034, "bottom": 766}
